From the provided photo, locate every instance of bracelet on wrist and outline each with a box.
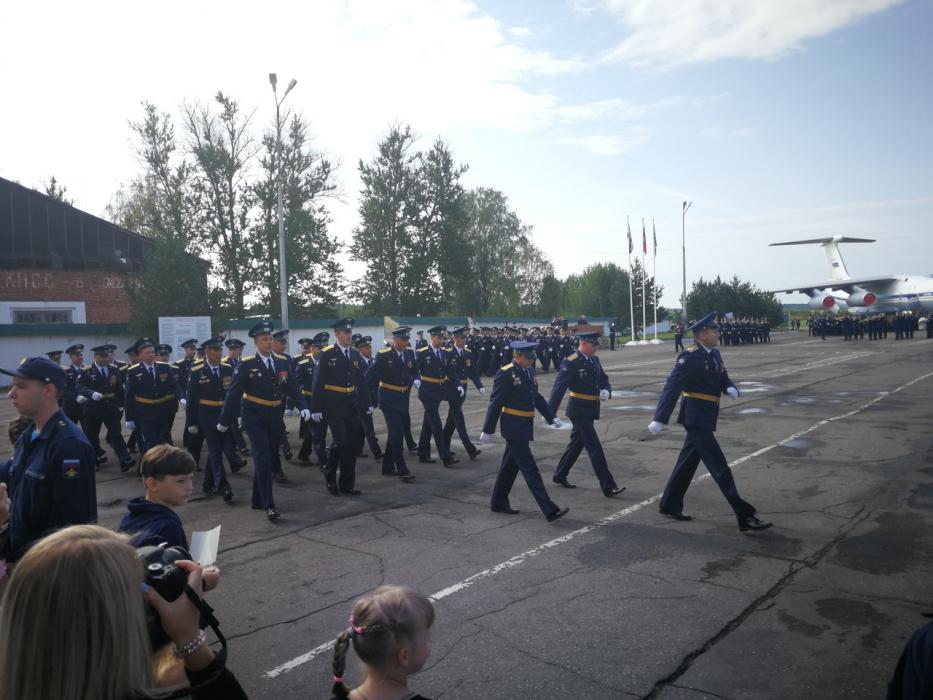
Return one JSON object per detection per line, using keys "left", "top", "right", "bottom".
{"left": 173, "top": 629, "right": 207, "bottom": 659}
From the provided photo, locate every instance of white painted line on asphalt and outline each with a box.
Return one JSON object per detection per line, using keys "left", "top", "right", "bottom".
{"left": 264, "top": 368, "right": 933, "bottom": 679}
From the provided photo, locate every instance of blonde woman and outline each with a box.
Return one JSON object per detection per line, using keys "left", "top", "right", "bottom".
{"left": 0, "top": 525, "right": 246, "bottom": 700}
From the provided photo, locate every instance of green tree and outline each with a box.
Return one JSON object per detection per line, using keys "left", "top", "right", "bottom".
{"left": 127, "top": 239, "right": 211, "bottom": 337}
{"left": 43, "top": 176, "right": 73, "bottom": 206}
{"left": 561, "top": 260, "right": 663, "bottom": 329}
{"left": 686, "top": 275, "right": 783, "bottom": 325}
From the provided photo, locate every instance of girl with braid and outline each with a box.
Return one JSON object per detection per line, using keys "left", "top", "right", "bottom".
{"left": 330, "top": 585, "right": 435, "bottom": 700}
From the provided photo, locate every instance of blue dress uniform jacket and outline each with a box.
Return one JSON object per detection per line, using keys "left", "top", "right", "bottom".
{"left": 547, "top": 351, "right": 611, "bottom": 421}
{"left": 186, "top": 361, "right": 235, "bottom": 427}
{"left": 483, "top": 363, "right": 555, "bottom": 442}
{"left": 173, "top": 356, "right": 196, "bottom": 394}
{"left": 366, "top": 347, "right": 417, "bottom": 410}
{"left": 446, "top": 346, "right": 483, "bottom": 398}
{"left": 310, "top": 345, "right": 369, "bottom": 417}
{"left": 654, "top": 345, "right": 736, "bottom": 431}
{"left": 416, "top": 345, "right": 460, "bottom": 401}
{"left": 0, "top": 410, "right": 97, "bottom": 561}
{"left": 77, "top": 363, "right": 124, "bottom": 406}
{"left": 124, "top": 362, "right": 180, "bottom": 423}
{"left": 62, "top": 363, "right": 87, "bottom": 420}
{"left": 221, "top": 353, "right": 305, "bottom": 426}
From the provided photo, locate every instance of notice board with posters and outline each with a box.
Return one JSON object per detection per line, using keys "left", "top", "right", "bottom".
{"left": 158, "top": 316, "right": 212, "bottom": 361}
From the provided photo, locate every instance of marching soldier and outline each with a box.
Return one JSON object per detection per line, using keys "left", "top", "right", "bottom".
{"left": 272, "top": 329, "right": 294, "bottom": 474}
{"left": 296, "top": 332, "right": 330, "bottom": 466}
{"left": 648, "top": 312, "right": 772, "bottom": 532}
{"left": 364, "top": 326, "right": 418, "bottom": 482}
{"left": 415, "top": 330, "right": 428, "bottom": 350}
{"left": 218, "top": 321, "right": 308, "bottom": 521}
{"left": 442, "top": 326, "right": 485, "bottom": 460}
{"left": 175, "top": 339, "right": 201, "bottom": 461}
{"left": 76, "top": 345, "right": 135, "bottom": 471}
{"left": 479, "top": 340, "right": 569, "bottom": 522}
{"left": 415, "top": 325, "right": 461, "bottom": 466}
{"left": 548, "top": 332, "right": 625, "bottom": 497}
{"left": 152, "top": 344, "right": 180, "bottom": 444}
{"left": 186, "top": 337, "right": 237, "bottom": 503}
{"left": 354, "top": 335, "right": 384, "bottom": 460}
{"left": 310, "top": 318, "right": 370, "bottom": 497}
{"left": 124, "top": 340, "right": 181, "bottom": 455}
{"left": 120, "top": 343, "right": 142, "bottom": 454}
{"left": 62, "top": 344, "right": 87, "bottom": 427}
{"left": 223, "top": 338, "right": 249, "bottom": 455}
{"left": 45, "top": 350, "right": 63, "bottom": 364}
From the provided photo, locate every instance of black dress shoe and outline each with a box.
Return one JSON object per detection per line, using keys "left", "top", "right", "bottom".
{"left": 96, "top": 455, "right": 108, "bottom": 465}
{"left": 297, "top": 451, "right": 311, "bottom": 464}
{"left": 326, "top": 483, "right": 341, "bottom": 496}
{"left": 604, "top": 486, "right": 626, "bottom": 497}
{"left": 553, "top": 478, "right": 576, "bottom": 489}
{"left": 400, "top": 473, "right": 416, "bottom": 482}
{"left": 418, "top": 455, "right": 437, "bottom": 464}
{"left": 266, "top": 507, "right": 280, "bottom": 522}
{"left": 373, "top": 452, "right": 384, "bottom": 460}
{"left": 659, "top": 508, "right": 693, "bottom": 521}
{"left": 442, "top": 456, "right": 459, "bottom": 467}
{"left": 340, "top": 488, "right": 363, "bottom": 496}
{"left": 240, "top": 448, "right": 251, "bottom": 456}
{"left": 283, "top": 451, "right": 293, "bottom": 461}
{"left": 230, "top": 459, "right": 246, "bottom": 473}
{"left": 274, "top": 471, "right": 288, "bottom": 484}
{"left": 492, "top": 506, "right": 520, "bottom": 515}
{"left": 738, "top": 516, "right": 773, "bottom": 532}
{"left": 467, "top": 448, "right": 481, "bottom": 460}
{"left": 120, "top": 458, "right": 136, "bottom": 473}
{"left": 202, "top": 483, "right": 215, "bottom": 495}
{"left": 382, "top": 469, "right": 399, "bottom": 476}
{"left": 221, "top": 486, "right": 234, "bottom": 503}
{"left": 546, "top": 507, "right": 570, "bottom": 522}
{"left": 406, "top": 443, "right": 418, "bottom": 452}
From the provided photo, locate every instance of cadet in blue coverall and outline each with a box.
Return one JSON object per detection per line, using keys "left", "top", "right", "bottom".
{"left": 648, "top": 312, "right": 772, "bottom": 532}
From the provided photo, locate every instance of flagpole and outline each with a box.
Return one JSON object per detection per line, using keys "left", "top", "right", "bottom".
{"left": 639, "top": 218, "right": 648, "bottom": 345}
{"left": 649, "top": 218, "right": 663, "bottom": 344}
{"left": 626, "top": 216, "right": 636, "bottom": 346}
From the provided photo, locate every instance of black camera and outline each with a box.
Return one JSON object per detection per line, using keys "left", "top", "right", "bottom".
{"left": 137, "top": 543, "right": 191, "bottom": 649}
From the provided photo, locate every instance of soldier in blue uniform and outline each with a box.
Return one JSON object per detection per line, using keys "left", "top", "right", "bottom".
{"left": 120, "top": 343, "right": 142, "bottom": 454}
{"left": 480, "top": 341, "right": 569, "bottom": 522}
{"left": 296, "top": 331, "right": 330, "bottom": 466}
{"left": 0, "top": 358, "right": 97, "bottom": 562}
{"left": 364, "top": 326, "right": 417, "bottom": 481}
{"left": 175, "top": 338, "right": 201, "bottom": 461}
{"left": 76, "top": 345, "right": 135, "bottom": 471}
{"left": 223, "top": 338, "right": 249, "bottom": 455}
{"left": 415, "top": 325, "right": 461, "bottom": 466}
{"left": 272, "top": 329, "right": 295, "bottom": 467}
{"left": 62, "top": 344, "right": 86, "bottom": 427}
{"left": 548, "top": 332, "right": 626, "bottom": 497}
{"left": 218, "top": 321, "right": 308, "bottom": 521}
{"left": 310, "top": 318, "right": 370, "bottom": 496}
{"left": 415, "top": 330, "right": 428, "bottom": 350}
{"left": 353, "top": 335, "right": 384, "bottom": 459}
{"left": 648, "top": 312, "right": 772, "bottom": 532}
{"left": 442, "top": 326, "right": 485, "bottom": 460}
{"left": 186, "top": 337, "right": 237, "bottom": 503}
{"left": 123, "top": 340, "right": 181, "bottom": 455}
{"left": 45, "top": 350, "right": 63, "bottom": 364}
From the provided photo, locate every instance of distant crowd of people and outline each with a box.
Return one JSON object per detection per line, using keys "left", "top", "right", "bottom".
{"left": 803, "top": 312, "right": 930, "bottom": 341}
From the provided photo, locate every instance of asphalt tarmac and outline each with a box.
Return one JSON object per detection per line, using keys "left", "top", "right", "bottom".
{"left": 3, "top": 331, "right": 932, "bottom": 699}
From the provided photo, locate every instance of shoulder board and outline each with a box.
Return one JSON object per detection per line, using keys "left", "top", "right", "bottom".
{"left": 242, "top": 354, "right": 256, "bottom": 362}
{"left": 191, "top": 361, "right": 205, "bottom": 369}
{"left": 566, "top": 353, "right": 578, "bottom": 362}
{"left": 687, "top": 345, "right": 700, "bottom": 352}
{"left": 297, "top": 358, "right": 310, "bottom": 365}
{"left": 443, "top": 347, "right": 453, "bottom": 352}
{"left": 273, "top": 352, "right": 287, "bottom": 360}
{"left": 418, "top": 346, "right": 430, "bottom": 353}
{"left": 322, "top": 345, "right": 334, "bottom": 352}
{"left": 172, "top": 359, "right": 184, "bottom": 366}
{"left": 155, "top": 361, "right": 171, "bottom": 366}
{"left": 378, "top": 346, "right": 392, "bottom": 353}
{"left": 500, "top": 363, "right": 514, "bottom": 371}
{"left": 221, "top": 358, "right": 231, "bottom": 364}
{"left": 81, "top": 364, "right": 90, "bottom": 370}
{"left": 128, "top": 363, "right": 141, "bottom": 370}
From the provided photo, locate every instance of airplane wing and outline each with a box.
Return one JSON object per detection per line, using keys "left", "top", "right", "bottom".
{"left": 769, "top": 275, "right": 904, "bottom": 295}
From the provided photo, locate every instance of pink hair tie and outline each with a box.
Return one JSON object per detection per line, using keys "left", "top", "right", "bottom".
{"left": 333, "top": 675, "right": 344, "bottom": 683}
{"left": 349, "top": 614, "right": 366, "bottom": 635}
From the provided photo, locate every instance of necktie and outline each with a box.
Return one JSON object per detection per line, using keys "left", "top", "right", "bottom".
{"left": 213, "top": 367, "right": 219, "bottom": 380}
{"left": 149, "top": 366, "right": 155, "bottom": 382}
{"left": 345, "top": 348, "right": 350, "bottom": 362}
{"left": 267, "top": 358, "right": 274, "bottom": 373}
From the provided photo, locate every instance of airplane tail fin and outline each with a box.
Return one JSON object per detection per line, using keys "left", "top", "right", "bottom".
{"left": 769, "top": 236, "right": 875, "bottom": 282}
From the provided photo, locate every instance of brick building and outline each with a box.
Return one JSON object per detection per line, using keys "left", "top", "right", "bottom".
{"left": 0, "top": 175, "right": 151, "bottom": 325}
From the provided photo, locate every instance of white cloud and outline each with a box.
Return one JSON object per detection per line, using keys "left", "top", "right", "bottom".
{"left": 561, "top": 129, "right": 649, "bottom": 155}
{"left": 509, "top": 25, "right": 533, "bottom": 37}
{"left": 590, "top": 0, "right": 905, "bottom": 67}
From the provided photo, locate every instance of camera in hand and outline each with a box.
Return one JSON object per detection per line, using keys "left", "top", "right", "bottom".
{"left": 137, "top": 542, "right": 191, "bottom": 649}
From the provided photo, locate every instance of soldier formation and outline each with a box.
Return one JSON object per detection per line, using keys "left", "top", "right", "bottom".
{"left": 806, "top": 312, "right": 923, "bottom": 341}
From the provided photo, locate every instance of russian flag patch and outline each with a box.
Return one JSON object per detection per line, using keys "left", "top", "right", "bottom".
{"left": 63, "top": 459, "right": 80, "bottom": 479}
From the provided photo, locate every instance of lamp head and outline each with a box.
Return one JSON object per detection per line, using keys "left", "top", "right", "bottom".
{"left": 269, "top": 73, "right": 278, "bottom": 90}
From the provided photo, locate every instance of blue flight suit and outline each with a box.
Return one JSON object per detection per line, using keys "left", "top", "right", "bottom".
{"left": 186, "top": 360, "right": 237, "bottom": 492}
{"left": 653, "top": 343, "right": 755, "bottom": 519}
{"left": 0, "top": 410, "right": 97, "bottom": 561}
{"left": 124, "top": 362, "right": 181, "bottom": 453}
{"left": 220, "top": 352, "right": 303, "bottom": 509}
{"left": 548, "top": 351, "right": 619, "bottom": 493}
{"left": 77, "top": 363, "right": 132, "bottom": 464}
{"left": 416, "top": 345, "right": 460, "bottom": 461}
{"left": 365, "top": 346, "right": 417, "bottom": 476}
{"left": 442, "top": 345, "right": 483, "bottom": 455}
{"left": 310, "top": 344, "right": 369, "bottom": 491}
{"left": 483, "top": 362, "right": 561, "bottom": 517}
{"left": 296, "top": 355, "right": 328, "bottom": 465}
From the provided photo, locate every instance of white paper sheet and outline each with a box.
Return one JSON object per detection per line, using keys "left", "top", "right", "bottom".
{"left": 189, "top": 525, "right": 221, "bottom": 566}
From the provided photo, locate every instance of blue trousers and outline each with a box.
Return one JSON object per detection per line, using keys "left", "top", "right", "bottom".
{"left": 491, "top": 440, "right": 559, "bottom": 516}
{"left": 380, "top": 407, "right": 411, "bottom": 476}
{"left": 553, "top": 418, "right": 617, "bottom": 493}
{"left": 324, "top": 414, "right": 358, "bottom": 491}
{"left": 417, "top": 399, "right": 451, "bottom": 460}
{"left": 242, "top": 411, "right": 282, "bottom": 509}
{"left": 443, "top": 394, "right": 475, "bottom": 452}
{"left": 84, "top": 405, "right": 131, "bottom": 462}
{"left": 660, "top": 427, "right": 755, "bottom": 519}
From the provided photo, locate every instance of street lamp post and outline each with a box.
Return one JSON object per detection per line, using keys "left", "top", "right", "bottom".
{"left": 682, "top": 200, "right": 692, "bottom": 325}
{"left": 269, "top": 73, "right": 297, "bottom": 337}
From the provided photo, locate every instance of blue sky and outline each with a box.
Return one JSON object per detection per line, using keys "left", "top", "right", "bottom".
{"left": 1, "top": 0, "right": 930, "bottom": 306}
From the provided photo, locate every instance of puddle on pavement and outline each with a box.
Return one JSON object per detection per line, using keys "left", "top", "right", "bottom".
{"left": 737, "top": 381, "right": 780, "bottom": 393}
{"left": 780, "top": 396, "right": 844, "bottom": 406}
{"left": 781, "top": 438, "right": 817, "bottom": 450}
{"left": 611, "top": 390, "right": 653, "bottom": 398}
{"left": 737, "top": 407, "right": 769, "bottom": 414}
{"left": 608, "top": 405, "right": 656, "bottom": 411}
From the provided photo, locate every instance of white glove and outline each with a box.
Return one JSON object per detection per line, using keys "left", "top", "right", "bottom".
{"left": 179, "top": 398, "right": 187, "bottom": 408}
{"left": 648, "top": 420, "right": 664, "bottom": 434}
{"left": 599, "top": 389, "right": 610, "bottom": 401}
{"left": 284, "top": 408, "right": 297, "bottom": 417}
{"left": 125, "top": 420, "right": 136, "bottom": 431}
{"left": 478, "top": 432, "right": 492, "bottom": 444}
{"left": 300, "top": 409, "right": 311, "bottom": 421}
{"left": 478, "top": 387, "right": 486, "bottom": 394}
{"left": 551, "top": 417, "right": 563, "bottom": 428}
{"left": 187, "top": 426, "right": 199, "bottom": 435}
{"left": 366, "top": 406, "right": 375, "bottom": 415}
{"left": 413, "top": 379, "right": 422, "bottom": 390}
{"left": 726, "top": 386, "right": 739, "bottom": 400}
{"left": 91, "top": 392, "right": 103, "bottom": 401}
{"left": 216, "top": 423, "right": 229, "bottom": 433}
{"left": 237, "top": 417, "right": 243, "bottom": 429}
{"left": 311, "top": 412, "right": 323, "bottom": 423}
{"left": 76, "top": 395, "right": 88, "bottom": 404}
{"left": 457, "top": 385, "right": 464, "bottom": 398}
